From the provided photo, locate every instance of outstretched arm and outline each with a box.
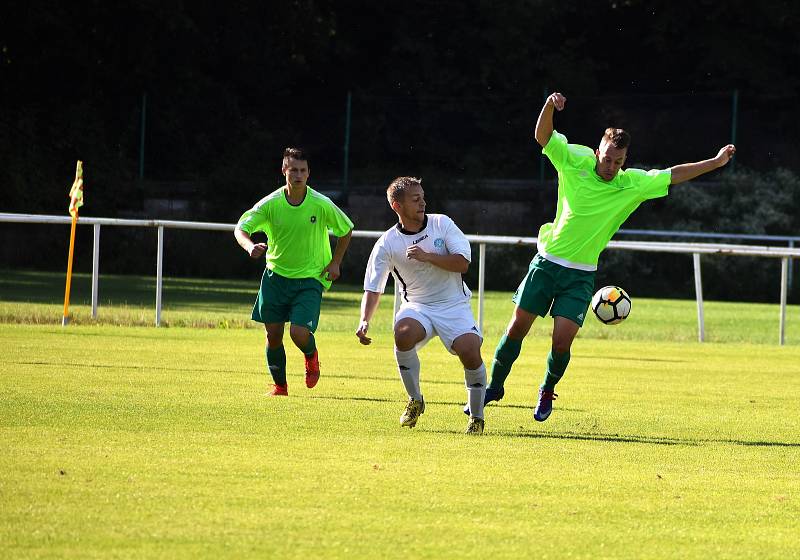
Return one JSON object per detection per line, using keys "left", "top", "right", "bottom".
{"left": 355, "top": 290, "right": 381, "bottom": 345}
{"left": 535, "top": 92, "right": 566, "bottom": 148}
{"left": 670, "top": 145, "right": 736, "bottom": 185}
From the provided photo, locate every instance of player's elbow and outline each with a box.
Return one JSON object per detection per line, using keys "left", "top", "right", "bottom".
{"left": 457, "top": 258, "right": 470, "bottom": 274}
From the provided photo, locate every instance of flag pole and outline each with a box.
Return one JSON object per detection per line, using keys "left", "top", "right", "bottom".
{"left": 63, "top": 161, "right": 84, "bottom": 327}
{"left": 62, "top": 211, "right": 78, "bottom": 326}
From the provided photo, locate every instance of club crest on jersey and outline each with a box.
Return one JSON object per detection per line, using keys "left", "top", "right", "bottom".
{"left": 434, "top": 238, "right": 444, "bottom": 248}
{"left": 310, "top": 215, "right": 317, "bottom": 223}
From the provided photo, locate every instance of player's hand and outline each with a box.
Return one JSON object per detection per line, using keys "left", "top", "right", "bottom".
{"left": 323, "top": 261, "right": 341, "bottom": 281}
{"left": 355, "top": 321, "right": 372, "bottom": 345}
{"left": 248, "top": 243, "right": 267, "bottom": 259}
{"left": 547, "top": 92, "right": 566, "bottom": 111}
{"left": 715, "top": 144, "right": 736, "bottom": 167}
{"left": 406, "top": 245, "right": 430, "bottom": 262}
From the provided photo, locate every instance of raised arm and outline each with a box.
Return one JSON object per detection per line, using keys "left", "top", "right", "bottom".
{"left": 355, "top": 290, "right": 382, "bottom": 345}
{"left": 669, "top": 145, "right": 736, "bottom": 185}
{"left": 535, "top": 92, "right": 566, "bottom": 148}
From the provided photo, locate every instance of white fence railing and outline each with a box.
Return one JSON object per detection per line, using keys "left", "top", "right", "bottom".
{"left": 2, "top": 212, "right": 799, "bottom": 344}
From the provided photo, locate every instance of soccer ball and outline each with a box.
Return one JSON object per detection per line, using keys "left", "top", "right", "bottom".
{"left": 591, "top": 286, "right": 632, "bottom": 325}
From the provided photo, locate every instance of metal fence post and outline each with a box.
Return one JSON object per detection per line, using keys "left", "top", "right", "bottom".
{"left": 92, "top": 224, "right": 100, "bottom": 319}
{"left": 478, "top": 243, "right": 486, "bottom": 333}
{"left": 693, "top": 253, "right": 705, "bottom": 342}
{"left": 780, "top": 257, "right": 788, "bottom": 346}
{"left": 156, "top": 225, "right": 164, "bottom": 326}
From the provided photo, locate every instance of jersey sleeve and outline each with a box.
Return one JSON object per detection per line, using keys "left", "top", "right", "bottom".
{"left": 363, "top": 237, "right": 393, "bottom": 293}
{"left": 236, "top": 198, "right": 270, "bottom": 235}
{"left": 442, "top": 216, "right": 471, "bottom": 262}
{"left": 626, "top": 168, "right": 672, "bottom": 201}
{"left": 542, "top": 130, "right": 595, "bottom": 172}
{"left": 323, "top": 199, "right": 354, "bottom": 237}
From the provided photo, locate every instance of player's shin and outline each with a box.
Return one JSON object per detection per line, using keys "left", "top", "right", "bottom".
{"left": 394, "top": 348, "right": 422, "bottom": 401}
{"left": 465, "top": 363, "right": 487, "bottom": 419}
{"left": 541, "top": 349, "right": 570, "bottom": 391}
{"left": 266, "top": 345, "right": 287, "bottom": 386}
{"left": 489, "top": 335, "right": 522, "bottom": 389}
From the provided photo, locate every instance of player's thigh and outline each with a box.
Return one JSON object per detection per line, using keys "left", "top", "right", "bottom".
{"left": 288, "top": 278, "right": 323, "bottom": 333}
{"left": 550, "top": 268, "right": 594, "bottom": 328}
{"left": 512, "top": 254, "right": 557, "bottom": 318}
{"left": 252, "top": 269, "right": 292, "bottom": 324}
{"left": 428, "top": 302, "right": 482, "bottom": 357}
{"left": 394, "top": 306, "right": 432, "bottom": 350}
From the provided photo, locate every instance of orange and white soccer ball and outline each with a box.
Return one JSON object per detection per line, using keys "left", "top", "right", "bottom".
{"left": 591, "top": 285, "right": 632, "bottom": 325}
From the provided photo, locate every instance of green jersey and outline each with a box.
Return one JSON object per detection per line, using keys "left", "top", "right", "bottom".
{"left": 237, "top": 186, "right": 354, "bottom": 289}
{"left": 539, "top": 131, "right": 671, "bottom": 270}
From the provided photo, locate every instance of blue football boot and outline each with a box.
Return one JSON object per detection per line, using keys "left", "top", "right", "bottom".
{"left": 533, "top": 388, "right": 558, "bottom": 422}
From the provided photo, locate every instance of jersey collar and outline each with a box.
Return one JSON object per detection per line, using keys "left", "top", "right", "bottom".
{"left": 396, "top": 214, "right": 428, "bottom": 235}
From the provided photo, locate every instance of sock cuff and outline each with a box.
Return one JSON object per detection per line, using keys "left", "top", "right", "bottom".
{"left": 394, "top": 347, "right": 418, "bottom": 360}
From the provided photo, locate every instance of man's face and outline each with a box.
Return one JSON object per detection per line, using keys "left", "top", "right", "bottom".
{"left": 283, "top": 157, "right": 309, "bottom": 187}
{"left": 392, "top": 184, "right": 426, "bottom": 223}
{"left": 595, "top": 141, "right": 627, "bottom": 181}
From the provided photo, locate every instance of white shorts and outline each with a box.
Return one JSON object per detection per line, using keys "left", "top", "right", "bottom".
{"left": 395, "top": 300, "right": 482, "bottom": 355}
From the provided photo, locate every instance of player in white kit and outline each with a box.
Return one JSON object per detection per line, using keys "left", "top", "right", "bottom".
{"left": 355, "top": 177, "right": 487, "bottom": 434}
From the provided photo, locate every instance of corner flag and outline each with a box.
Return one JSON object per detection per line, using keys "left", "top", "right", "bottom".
{"left": 63, "top": 161, "right": 84, "bottom": 326}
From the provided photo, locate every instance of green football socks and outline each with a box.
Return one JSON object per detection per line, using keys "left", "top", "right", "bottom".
{"left": 301, "top": 333, "right": 317, "bottom": 357}
{"left": 266, "top": 345, "right": 287, "bottom": 386}
{"left": 542, "top": 349, "right": 570, "bottom": 391}
{"left": 488, "top": 334, "right": 523, "bottom": 389}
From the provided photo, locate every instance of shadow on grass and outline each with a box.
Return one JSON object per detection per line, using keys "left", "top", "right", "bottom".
{"left": 492, "top": 430, "right": 800, "bottom": 448}
{"left": 573, "top": 354, "right": 689, "bottom": 363}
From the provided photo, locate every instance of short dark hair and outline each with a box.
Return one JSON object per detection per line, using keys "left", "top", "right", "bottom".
{"left": 386, "top": 176, "right": 422, "bottom": 203}
{"left": 600, "top": 128, "right": 631, "bottom": 150}
{"left": 282, "top": 147, "right": 309, "bottom": 168}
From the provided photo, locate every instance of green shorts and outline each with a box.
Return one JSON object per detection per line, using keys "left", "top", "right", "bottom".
{"left": 512, "top": 253, "right": 595, "bottom": 327}
{"left": 252, "top": 268, "right": 323, "bottom": 332}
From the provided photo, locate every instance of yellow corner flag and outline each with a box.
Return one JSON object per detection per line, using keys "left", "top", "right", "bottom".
{"left": 63, "top": 161, "right": 84, "bottom": 326}
{"left": 68, "top": 161, "right": 84, "bottom": 217}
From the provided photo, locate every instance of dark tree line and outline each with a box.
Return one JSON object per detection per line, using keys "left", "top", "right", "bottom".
{"left": 2, "top": 0, "right": 799, "bottom": 216}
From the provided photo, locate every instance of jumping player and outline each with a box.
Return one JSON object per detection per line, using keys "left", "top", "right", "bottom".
{"left": 467, "top": 92, "right": 736, "bottom": 422}
{"left": 356, "top": 177, "right": 487, "bottom": 434}
{"left": 235, "top": 147, "right": 354, "bottom": 396}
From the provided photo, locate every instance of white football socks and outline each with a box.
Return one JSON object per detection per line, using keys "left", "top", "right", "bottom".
{"left": 464, "top": 363, "right": 487, "bottom": 420}
{"left": 394, "top": 347, "right": 422, "bottom": 401}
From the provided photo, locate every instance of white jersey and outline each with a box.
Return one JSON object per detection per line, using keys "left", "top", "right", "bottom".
{"left": 364, "top": 214, "right": 472, "bottom": 305}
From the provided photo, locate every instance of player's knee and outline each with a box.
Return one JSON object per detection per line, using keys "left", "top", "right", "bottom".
{"left": 457, "top": 348, "right": 482, "bottom": 370}
{"left": 551, "top": 338, "right": 573, "bottom": 354}
{"left": 464, "top": 365, "right": 486, "bottom": 388}
{"left": 507, "top": 321, "right": 530, "bottom": 340}
{"left": 289, "top": 324, "right": 310, "bottom": 346}
{"left": 394, "top": 332, "right": 416, "bottom": 352}
{"left": 394, "top": 322, "right": 423, "bottom": 351}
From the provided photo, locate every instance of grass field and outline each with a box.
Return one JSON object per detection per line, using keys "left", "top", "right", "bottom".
{"left": 1, "top": 269, "right": 799, "bottom": 559}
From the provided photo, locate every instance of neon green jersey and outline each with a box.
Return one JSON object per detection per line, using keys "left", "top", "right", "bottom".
{"left": 538, "top": 131, "right": 671, "bottom": 270}
{"left": 237, "top": 186, "right": 354, "bottom": 289}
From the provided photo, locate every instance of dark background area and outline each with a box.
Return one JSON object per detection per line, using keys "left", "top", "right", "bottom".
{"left": 2, "top": 0, "right": 799, "bottom": 301}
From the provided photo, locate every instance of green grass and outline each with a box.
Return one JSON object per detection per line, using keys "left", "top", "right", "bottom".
{"left": 1, "top": 269, "right": 800, "bottom": 559}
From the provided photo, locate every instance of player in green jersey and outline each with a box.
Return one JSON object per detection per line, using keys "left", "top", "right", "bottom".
{"left": 235, "top": 148, "right": 354, "bottom": 396}
{"left": 465, "top": 92, "right": 736, "bottom": 421}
